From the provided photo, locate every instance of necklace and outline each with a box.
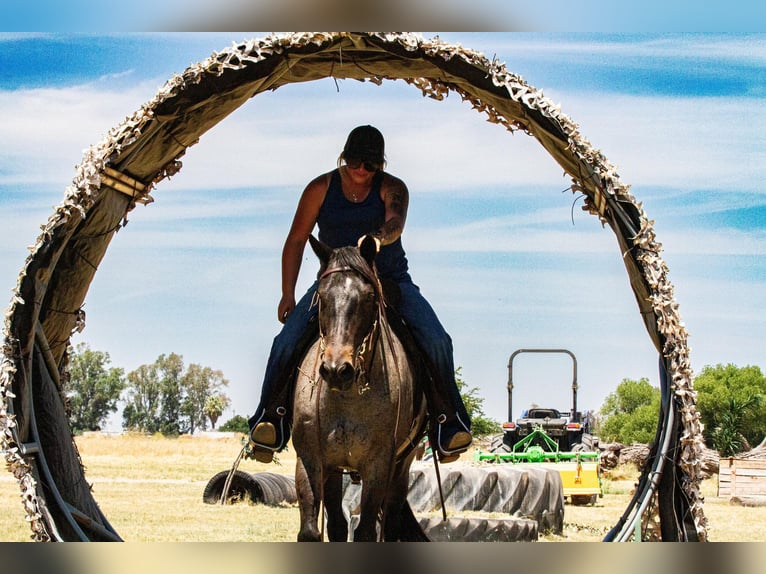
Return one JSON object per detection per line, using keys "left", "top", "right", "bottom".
{"left": 341, "top": 167, "right": 370, "bottom": 203}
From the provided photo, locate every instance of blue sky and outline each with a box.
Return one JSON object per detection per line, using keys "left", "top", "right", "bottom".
{"left": 1, "top": 33, "right": 765, "bottom": 430}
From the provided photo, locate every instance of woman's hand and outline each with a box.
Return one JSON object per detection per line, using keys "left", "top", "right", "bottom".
{"left": 277, "top": 294, "right": 296, "bottom": 324}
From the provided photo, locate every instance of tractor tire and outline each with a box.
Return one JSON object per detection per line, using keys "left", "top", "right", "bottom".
{"left": 488, "top": 434, "right": 511, "bottom": 453}
{"left": 418, "top": 516, "right": 538, "bottom": 542}
{"left": 255, "top": 472, "right": 297, "bottom": 505}
{"left": 571, "top": 494, "right": 598, "bottom": 506}
{"left": 406, "top": 462, "right": 564, "bottom": 534}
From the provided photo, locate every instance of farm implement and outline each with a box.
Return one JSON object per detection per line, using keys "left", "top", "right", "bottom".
{"left": 475, "top": 349, "right": 603, "bottom": 505}
{"left": 475, "top": 425, "right": 602, "bottom": 504}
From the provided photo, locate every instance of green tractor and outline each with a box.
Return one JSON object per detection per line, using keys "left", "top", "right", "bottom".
{"left": 476, "top": 349, "right": 602, "bottom": 504}
{"left": 490, "top": 349, "right": 593, "bottom": 453}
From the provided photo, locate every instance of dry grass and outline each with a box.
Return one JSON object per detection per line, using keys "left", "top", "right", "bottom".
{"left": 1, "top": 433, "right": 299, "bottom": 542}
{"left": 2, "top": 434, "right": 765, "bottom": 542}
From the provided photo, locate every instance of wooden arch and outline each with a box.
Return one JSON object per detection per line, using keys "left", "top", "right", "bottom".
{"left": 0, "top": 32, "right": 706, "bottom": 541}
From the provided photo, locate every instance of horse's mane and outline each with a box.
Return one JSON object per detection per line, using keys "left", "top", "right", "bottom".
{"left": 324, "top": 246, "right": 380, "bottom": 293}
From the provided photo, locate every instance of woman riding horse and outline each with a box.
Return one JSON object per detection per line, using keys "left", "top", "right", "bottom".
{"left": 292, "top": 235, "right": 428, "bottom": 541}
{"left": 247, "top": 124, "right": 472, "bottom": 463}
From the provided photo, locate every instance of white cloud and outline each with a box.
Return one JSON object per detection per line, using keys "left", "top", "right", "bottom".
{"left": 161, "top": 79, "right": 566, "bottom": 194}
{"left": 660, "top": 227, "right": 766, "bottom": 257}
{"left": 408, "top": 221, "right": 616, "bottom": 255}
{"left": 0, "top": 78, "right": 169, "bottom": 186}
{"left": 544, "top": 91, "right": 766, "bottom": 195}
{"left": 4, "top": 50, "right": 762, "bottom": 208}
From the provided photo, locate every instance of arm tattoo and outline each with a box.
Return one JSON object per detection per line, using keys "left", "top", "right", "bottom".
{"left": 387, "top": 184, "right": 408, "bottom": 219}
{"left": 374, "top": 181, "right": 408, "bottom": 245}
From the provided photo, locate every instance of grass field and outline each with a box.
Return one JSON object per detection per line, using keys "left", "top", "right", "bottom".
{"left": 2, "top": 433, "right": 765, "bottom": 543}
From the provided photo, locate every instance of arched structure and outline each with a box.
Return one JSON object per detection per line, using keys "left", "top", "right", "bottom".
{"left": 0, "top": 32, "right": 706, "bottom": 541}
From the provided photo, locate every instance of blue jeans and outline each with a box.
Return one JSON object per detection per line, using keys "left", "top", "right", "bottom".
{"left": 249, "top": 276, "right": 471, "bottom": 444}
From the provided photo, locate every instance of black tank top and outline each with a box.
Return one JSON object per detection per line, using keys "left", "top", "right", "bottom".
{"left": 317, "top": 169, "right": 409, "bottom": 281}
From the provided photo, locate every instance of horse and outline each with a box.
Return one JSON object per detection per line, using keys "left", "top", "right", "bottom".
{"left": 291, "top": 234, "right": 429, "bottom": 542}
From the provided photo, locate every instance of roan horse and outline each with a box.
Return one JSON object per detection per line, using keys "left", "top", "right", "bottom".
{"left": 291, "top": 235, "right": 429, "bottom": 541}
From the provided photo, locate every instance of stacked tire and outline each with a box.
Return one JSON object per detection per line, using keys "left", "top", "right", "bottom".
{"left": 340, "top": 462, "right": 564, "bottom": 541}
{"left": 202, "top": 471, "right": 297, "bottom": 506}
{"left": 407, "top": 462, "right": 564, "bottom": 534}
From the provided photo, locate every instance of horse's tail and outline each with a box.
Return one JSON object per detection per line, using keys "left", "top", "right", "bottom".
{"left": 399, "top": 501, "right": 430, "bottom": 542}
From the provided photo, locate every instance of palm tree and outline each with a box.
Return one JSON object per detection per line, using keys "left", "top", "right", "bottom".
{"left": 204, "top": 394, "right": 230, "bottom": 430}
{"left": 711, "top": 395, "right": 763, "bottom": 456}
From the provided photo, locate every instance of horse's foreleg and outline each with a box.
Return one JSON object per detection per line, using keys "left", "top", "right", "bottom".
{"left": 354, "top": 460, "right": 392, "bottom": 542}
{"left": 295, "top": 457, "right": 322, "bottom": 542}
{"left": 323, "top": 471, "right": 348, "bottom": 542}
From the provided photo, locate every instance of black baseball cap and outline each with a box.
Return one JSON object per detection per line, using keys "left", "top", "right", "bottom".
{"left": 343, "top": 125, "right": 385, "bottom": 165}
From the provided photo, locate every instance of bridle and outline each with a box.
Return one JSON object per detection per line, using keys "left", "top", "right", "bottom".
{"left": 317, "top": 263, "right": 384, "bottom": 394}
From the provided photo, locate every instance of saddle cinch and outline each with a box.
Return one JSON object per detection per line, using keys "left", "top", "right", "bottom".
{"left": 279, "top": 280, "right": 431, "bottom": 461}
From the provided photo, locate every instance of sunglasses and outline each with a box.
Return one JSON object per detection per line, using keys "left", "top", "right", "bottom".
{"left": 345, "top": 157, "right": 380, "bottom": 172}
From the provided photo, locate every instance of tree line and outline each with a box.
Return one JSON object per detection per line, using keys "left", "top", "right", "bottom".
{"left": 64, "top": 343, "right": 231, "bottom": 435}
{"left": 64, "top": 342, "right": 766, "bottom": 457}
{"left": 593, "top": 364, "right": 766, "bottom": 456}
{"left": 62, "top": 344, "right": 501, "bottom": 438}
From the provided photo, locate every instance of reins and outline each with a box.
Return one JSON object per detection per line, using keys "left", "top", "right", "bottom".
{"left": 317, "top": 263, "right": 384, "bottom": 394}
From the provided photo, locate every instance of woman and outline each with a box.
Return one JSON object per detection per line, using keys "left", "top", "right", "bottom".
{"left": 248, "top": 125, "right": 472, "bottom": 463}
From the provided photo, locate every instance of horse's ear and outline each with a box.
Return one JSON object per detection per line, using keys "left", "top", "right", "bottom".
{"left": 308, "top": 234, "right": 332, "bottom": 265}
{"left": 359, "top": 234, "right": 378, "bottom": 267}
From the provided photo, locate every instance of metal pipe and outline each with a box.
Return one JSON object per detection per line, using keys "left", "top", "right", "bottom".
{"left": 507, "top": 349, "right": 578, "bottom": 421}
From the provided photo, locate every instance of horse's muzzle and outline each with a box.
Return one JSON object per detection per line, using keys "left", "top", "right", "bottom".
{"left": 319, "top": 357, "right": 356, "bottom": 392}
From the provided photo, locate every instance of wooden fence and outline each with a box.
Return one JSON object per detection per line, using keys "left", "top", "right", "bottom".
{"left": 718, "top": 458, "right": 766, "bottom": 497}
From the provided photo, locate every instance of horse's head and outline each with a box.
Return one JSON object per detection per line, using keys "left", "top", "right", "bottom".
{"left": 309, "top": 235, "right": 381, "bottom": 392}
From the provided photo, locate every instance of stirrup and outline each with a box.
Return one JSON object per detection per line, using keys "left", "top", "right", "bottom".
{"left": 248, "top": 423, "right": 278, "bottom": 464}
{"left": 248, "top": 407, "right": 287, "bottom": 463}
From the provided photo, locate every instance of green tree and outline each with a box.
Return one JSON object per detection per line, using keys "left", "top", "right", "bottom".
{"left": 455, "top": 367, "right": 502, "bottom": 437}
{"left": 204, "top": 394, "right": 231, "bottom": 430}
{"left": 219, "top": 414, "right": 249, "bottom": 434}
{"left": 64, "top": 343, "right": 125, "bottom": 432}
{"left": 122, "top": 362, "right": 162, "bottom": 433}
{"left": 599, "top": 377, "right": 660, "bottom": 444}
{"left": 710, "top": 396, "right": 764, "bottom": 456}
{"left": 123, "top": 355, "right": 230, "bottom": 435}
{"left": 181, "top": 363, "right": 229, "bottom": 434}
{"left": 157, "top": 353, "right": 184, "bottom": 436}
{"left": 694, "top": 364, "right": 766, "bottom": 453}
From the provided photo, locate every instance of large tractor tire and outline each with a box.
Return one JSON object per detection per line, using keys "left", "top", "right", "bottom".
{"left": 407, "top": 462, "right": 564, "bottom": 534}
{"left": 418, "top": 516, "right": 538, "bottom": 542}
